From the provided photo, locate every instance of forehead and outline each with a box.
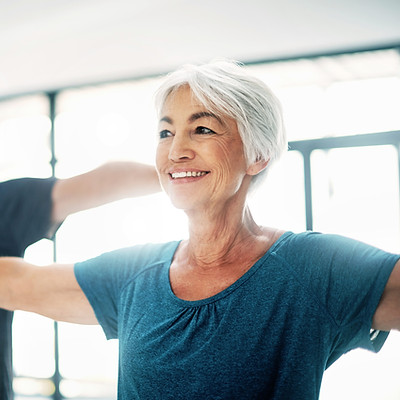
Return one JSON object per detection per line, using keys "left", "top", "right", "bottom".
{"left": 160, "top": 86, "right": 230, "bottom": 128}
{"left": 161, "top": 86, "right": 203, "bottom": 112}
{"left": 159, "top": 86, "right": 241, "bottom": 137}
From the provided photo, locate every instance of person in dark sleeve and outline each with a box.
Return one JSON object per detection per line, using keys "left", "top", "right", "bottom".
{"left": 0, "top": 161, "right": 160, "bottom": 399}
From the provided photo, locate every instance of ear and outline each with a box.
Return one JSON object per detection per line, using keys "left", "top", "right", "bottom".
{"left": 246, "top": 158, "right": 269, "bottom": 176}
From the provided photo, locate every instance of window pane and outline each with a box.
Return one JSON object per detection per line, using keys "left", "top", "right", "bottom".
{"left": 54, "top": 78, "right": 162, "bottom": 177}
{"left": 247, "top": 50, "right": 400, "bottom": 141}
{"left": 14, "top": 240, "right": 56, "bottom": 383}
{"left": 325, "top": 77, "right": 400, "bottom": 136}
{"left": 250, "top": 150, "right": 306, "bottom": 232}
{"left": 0, "top": 96, "right": 52, "bottom": 180}
{"left": 311, "top": 145, "right": 400, "bottom": 251}
{"left": 58, "top": 325, "right": 117, "bottom": 399}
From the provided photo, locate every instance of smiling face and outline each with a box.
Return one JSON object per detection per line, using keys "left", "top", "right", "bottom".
{"left": 156, "top": 86, "right": 257, "bottom": 214}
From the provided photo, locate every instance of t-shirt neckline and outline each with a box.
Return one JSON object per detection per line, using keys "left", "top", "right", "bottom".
{"left": 164, "top": 231, "right": 293, "bottom": 307}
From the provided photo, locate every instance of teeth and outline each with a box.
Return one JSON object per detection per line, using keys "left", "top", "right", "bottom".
{"left": 171, "top": 171, "right": 207, "bottom": 179}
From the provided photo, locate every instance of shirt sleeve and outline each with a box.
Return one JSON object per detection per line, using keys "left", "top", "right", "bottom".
{"left": 282, "top": 232, "right": 399, "bottom": 361}
{"left": 74, "top": 241, "right": 178, "bottom": 340}
{"left": 0, "top": 177, "right": 57, "bottom": 256}
{"left": 74, "top": 249, "right": 127, "bottom": 339}
{"left": 74, "top": 243, "right": 161, "bottom": 339}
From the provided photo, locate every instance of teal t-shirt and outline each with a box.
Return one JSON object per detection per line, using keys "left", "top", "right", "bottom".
{"left": 75, "top": 231, "right": 399, "bottom": 399}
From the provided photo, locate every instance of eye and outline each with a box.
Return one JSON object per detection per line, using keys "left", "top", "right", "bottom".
{"left": 195, "top": 126, "right": 215, "bottom": 135}
{"left": 159, "top": 129, "right": 172, "bottom": 139}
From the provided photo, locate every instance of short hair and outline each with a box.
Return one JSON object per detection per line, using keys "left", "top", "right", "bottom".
{"left": 155, "top": 59, "right": 287, "bottom": 189}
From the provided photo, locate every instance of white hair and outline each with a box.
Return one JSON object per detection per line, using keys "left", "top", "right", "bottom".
{"left": 155, "top": 59, "right": 287, "bottom": 189}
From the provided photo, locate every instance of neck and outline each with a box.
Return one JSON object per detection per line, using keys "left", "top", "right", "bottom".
{"left": 183, "top": 201, "right": 263, "bottom": 269}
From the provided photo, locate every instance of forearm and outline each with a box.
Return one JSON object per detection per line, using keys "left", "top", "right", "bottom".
{"left": 0, "top": 257, "right": 21, "bottom": 311}
{"left": 0, "top": 257, "right": 97, "bottom": 324}
{"left": 0, "top": 257, "right": 37, "bottom": 312}
{"left": 51, "top": 161, "right": 161, "bottom": 222}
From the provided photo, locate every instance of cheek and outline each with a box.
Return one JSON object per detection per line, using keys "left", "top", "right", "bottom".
{"left": 210, "top": 140, "right": 247, "bottom": 186}
{"left": 155, "top": 145, "right": 170, "bottom": 187}
{"left": 219, "top": 139, "right": 246, "bottom": 171}
{"left": 155, "top": 144, "right": 168, "bottom": 169}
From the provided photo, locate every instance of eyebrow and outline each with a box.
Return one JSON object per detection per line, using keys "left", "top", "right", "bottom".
{"left": 159, "top": 111, "right": 223, "bottom": 125}
{"left": 189, "top": 111, "right": 223, "bottom": 124}
{"left": 159, "top": 116, "right": 173, "bottom": 124}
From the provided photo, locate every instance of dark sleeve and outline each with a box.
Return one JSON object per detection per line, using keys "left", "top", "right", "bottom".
{"left": 0, "top": 177, "right": 57, "bottom": 256}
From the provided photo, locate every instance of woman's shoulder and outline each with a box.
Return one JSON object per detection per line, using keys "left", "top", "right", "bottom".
{"left": 265, "top": 229, "right": 351, "bottom": 252}
{"left": 95, "top": 240, "right": 180, "bottom": 264}
{"left": 75, "top": 240, "right": 180, "bottom": 277}
{"left": 265, "top": 229, "right": 396, "bottom": 267}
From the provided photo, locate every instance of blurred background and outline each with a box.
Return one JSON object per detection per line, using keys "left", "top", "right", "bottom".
{"left": 0, "top": 0, "right": 400, "bottom": 399}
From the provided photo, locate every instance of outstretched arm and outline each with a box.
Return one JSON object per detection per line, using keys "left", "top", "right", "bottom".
{"left": 373, "top": 259, "right": 400, "bottom": 331}
{"left": 0, "top": 257, "right": 96, "bottom": 325}
{"left": 51, "top": 161, "right": 160, "bottom": 223}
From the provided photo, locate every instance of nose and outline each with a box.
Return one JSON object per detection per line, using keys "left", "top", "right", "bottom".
{"left": 168, "top": 133, "right": 195, "bottom": 162}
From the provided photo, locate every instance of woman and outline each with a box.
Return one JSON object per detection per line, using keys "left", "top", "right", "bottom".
{"left": 1, "top": 60, "right": 400, "bottom": 399}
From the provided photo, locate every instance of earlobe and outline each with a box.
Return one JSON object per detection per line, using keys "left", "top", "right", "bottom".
{"left": 246, "top": 158, "right": 269, "bottom": 176}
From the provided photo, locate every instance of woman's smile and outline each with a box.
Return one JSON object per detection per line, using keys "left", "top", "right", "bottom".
{"left": 169, "top": 170, "right": 210, "bottom": 180}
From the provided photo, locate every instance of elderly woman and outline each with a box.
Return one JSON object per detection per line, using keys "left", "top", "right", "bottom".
{"left": 1, "top": 60, "right": 400, "bottom": 400}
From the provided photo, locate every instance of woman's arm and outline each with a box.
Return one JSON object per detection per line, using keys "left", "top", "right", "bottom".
{"left": 373, "top": 259, "right": 400, "bottom": 331}
{"left": 0, "top": 257, "right": 97, "bottom": 325}
{"left": 51, "top": 161, "right": 160, "bottom": 223}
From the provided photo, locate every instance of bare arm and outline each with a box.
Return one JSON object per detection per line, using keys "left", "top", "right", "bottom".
{"left": 372, "top": 259, "right": 400, "bottom": 331}
{"left": 0, "top": 257, "right": 97, "bottom": 325}
{"left": 51, "top": 161, "right": 160, "bottom": 223}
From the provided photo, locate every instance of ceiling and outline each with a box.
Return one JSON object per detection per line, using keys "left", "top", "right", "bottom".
{"left": 0, "top": 0, "right": 399, "bottom": 98}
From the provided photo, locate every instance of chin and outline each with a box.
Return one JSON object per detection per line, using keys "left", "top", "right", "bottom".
{"left": 167, "top": 190, "right": 203, "bottom": 212}
{"left": 168, "top": 196, "right": 194, "bottom": 211}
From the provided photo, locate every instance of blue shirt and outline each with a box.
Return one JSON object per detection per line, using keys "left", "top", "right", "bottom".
{"left": 75, "top": 231, "right": 399, "bottom": 399}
